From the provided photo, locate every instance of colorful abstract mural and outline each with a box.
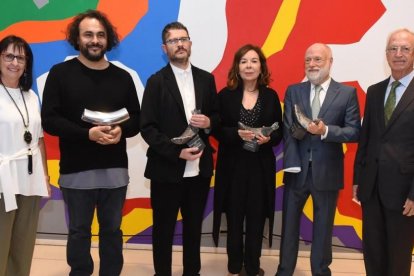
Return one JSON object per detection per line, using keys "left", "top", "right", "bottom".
{"left": 2, "top": 0, "right": 414, "bottom": 251}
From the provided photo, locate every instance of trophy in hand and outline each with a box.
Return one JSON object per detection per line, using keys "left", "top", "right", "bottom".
{"left": 290, "top": 104, "right": 320, "bottom": 140}
{"left": 238, "top": 122, "right": 279, "bottom": 152}
{"left": 170, "top": 109, "right": 206, "bottom": 153}
{"left": 81, "top": 108, "right": 130, "bottom": 126}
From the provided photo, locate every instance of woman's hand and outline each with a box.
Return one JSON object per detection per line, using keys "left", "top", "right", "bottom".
{"left": 238, "top": 129, "right": 255, "bottom": 141}
{"left": 256, "top": 134, "right": 270, "bottom": 145}
{"left": 45, "top": 175, "right": 52, "bottom": 198}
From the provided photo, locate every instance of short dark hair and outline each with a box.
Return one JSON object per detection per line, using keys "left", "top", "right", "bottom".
{"left": 162, "top": 22, "right": 189, "bottom": 44}
{"left": 67, "top": 9, "right": 119, "bottom": 51}
{"left": 227, "top": 44, "right": 271, "bottom": 90}
{"left": 0, "top": 35, "right": 33, "bottom": 91}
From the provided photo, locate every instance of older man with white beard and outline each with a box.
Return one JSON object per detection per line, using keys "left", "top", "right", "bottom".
{"left": 275, "top": 43, "right": 361, "bottom": 276}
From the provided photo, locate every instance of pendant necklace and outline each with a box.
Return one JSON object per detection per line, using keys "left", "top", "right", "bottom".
{"left": 1, "top": 81, "right": 33, "bottom": 174}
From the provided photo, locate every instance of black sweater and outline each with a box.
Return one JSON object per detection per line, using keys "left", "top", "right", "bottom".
{"left": 41, "top": 58, "right": 140, "bottom": 174}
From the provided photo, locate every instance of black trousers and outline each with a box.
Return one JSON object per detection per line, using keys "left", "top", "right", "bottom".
{"left": 226, "top": 151, "right": 266, "bottom": 276}
{"left": 61, "top": 186, "right": 127, "bottom": 276}
{"left": 151, "top": 176, "right": 210, "bottom": 276}
{"left": 361, "top": 188, "right": 414, "bottom": 276}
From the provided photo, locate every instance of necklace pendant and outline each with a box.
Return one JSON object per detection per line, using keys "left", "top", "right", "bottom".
{"left": 24, "top": 130, "right": 32, "bottom": 144}
{"left": 28, "top": 148, "right": 33, "bottom": 174}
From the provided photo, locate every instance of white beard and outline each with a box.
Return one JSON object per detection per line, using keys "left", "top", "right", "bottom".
{"left": 306, "top": 66, "right": 329, "bottom": 84}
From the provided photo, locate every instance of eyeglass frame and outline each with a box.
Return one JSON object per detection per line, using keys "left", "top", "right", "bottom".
{"left": 1, "top": 53, "right": 27, "bottom": 64}
{"left": 164, "top": 37, "right": 191, "bottom": 45}
{"left": 386, "top": 45, "right": 413, "bottom": 55}
{"left": 305, "top": 56, "right": 325, "bottom": 65}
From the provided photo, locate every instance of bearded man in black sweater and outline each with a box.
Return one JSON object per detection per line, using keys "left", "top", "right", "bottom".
{"left": 41, "top": 10, "right": 140, "bottom": 276}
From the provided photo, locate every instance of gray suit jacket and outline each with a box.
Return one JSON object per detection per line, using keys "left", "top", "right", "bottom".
{"left": 283, "top": 79, "right": 361, "bottom": 191}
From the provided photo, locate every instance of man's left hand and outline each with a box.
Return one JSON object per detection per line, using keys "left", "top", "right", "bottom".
{"left": 256, "top": 134, "right": 270, "bottom": 145}
{"left": 403, "top": 198, "right": 414, "bottom": 216}
{"left": 307, "top": 120, "right": 326, "bottom": 135}
{"left": 98, "top": 125, "right": 122, "bottom": 145}
{"left": 190, "top": 114, "right": 210, "bottom": 129}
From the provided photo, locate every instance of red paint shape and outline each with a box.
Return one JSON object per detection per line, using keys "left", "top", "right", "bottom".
{"left": 123, "top": 197, "right": 152, "bottom": 215}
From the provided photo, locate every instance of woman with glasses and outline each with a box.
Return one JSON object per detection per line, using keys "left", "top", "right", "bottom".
{"left": 0, "top": 35, "right": 50, "bottom": 276}
{"left": 213, "top": 44, "right": 283, "bottom": 276}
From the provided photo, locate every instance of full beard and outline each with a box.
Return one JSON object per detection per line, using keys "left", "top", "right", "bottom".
{"left": 80, "top": 44, "right": 106, "bottom": 62}
{"left": 170, "top": 47, "right": 190, "bottom": 64}
{"left": 170, "top": 55, "right": 189, "bottom": 64}
{"left": 306, "top": 66, "right": 329, "bottom": 84}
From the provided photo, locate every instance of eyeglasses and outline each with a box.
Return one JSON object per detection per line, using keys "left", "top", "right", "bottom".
{"left": 2, "top": 53, "right": 27, "bottom": 64}
{"left": 386, "top": 46, "right": 412, "bottom": 54}
{"left": 305, "top": 57, "right": 325, "bottom": 65}
{"left": 165, "top": 37, "right": 191, "bottom": 45}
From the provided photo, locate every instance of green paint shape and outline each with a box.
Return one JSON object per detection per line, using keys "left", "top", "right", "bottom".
{"left": 0, "top": 0, "right": 99, "bottom": 31}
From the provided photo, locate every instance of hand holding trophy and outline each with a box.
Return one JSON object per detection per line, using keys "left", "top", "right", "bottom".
{"left": 290, "top": 104, "right": 320, "bottom": 140}
{"left": 81, "top": 108, "right": 130, "bottom": 145}
{"left": 170, "top": 109, "right": 206, "bottom": 153}
{"left": 81, "top": 108, "right": 130, "bottom": 125}
{"left": 238, "top": 122, "right": 279, "bottom": 152}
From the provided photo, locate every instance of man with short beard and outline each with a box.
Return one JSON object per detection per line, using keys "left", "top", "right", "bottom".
{"left": 276, "top": 43, "right": 361, "bottom": 276}
{"left": 140, "top": 22, "right": 219, "bottom": 276}
{"left": 41, "top": 10, "right": 140, "bottom": 276}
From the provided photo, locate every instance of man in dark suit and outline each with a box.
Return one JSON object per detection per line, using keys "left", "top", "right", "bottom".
{"left": 354, "top": 28, "right": 414, "bottom": 276}
{"left": 140, "top": 22, "right": 219, "bottom": 276}
{"left": 276, "top": 43, "right": 361, "bottom": 276}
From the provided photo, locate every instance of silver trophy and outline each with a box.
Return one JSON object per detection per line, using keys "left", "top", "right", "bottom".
{"left": 290, "top": 104, "right": 320, "bottom": 140}
{"left": 81, "top": 108, "right": 130, "bottom": 126}
{"left": 238, "top": 122, "right": 279, "bottom": 152}
{"left": 170, "top": 109, "right": 206, "bottom": 153}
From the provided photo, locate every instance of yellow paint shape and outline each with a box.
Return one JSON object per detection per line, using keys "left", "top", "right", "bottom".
{"left": 91, "top": 209, "right": 183, "bottom": 243}
{"left": 302, "top": 197, "right": 362, "bottom": 239}
{"left": 47, "top": 160, "right": 60, "bottom": 188}
{"left": 342, "top": 143, "right": 347, "bottom": 154}
{"left": 276, "top": 171, "right": 284, "bottom": 188}
{"left": 262, "top": 0, "right": 301, "bottom": 57}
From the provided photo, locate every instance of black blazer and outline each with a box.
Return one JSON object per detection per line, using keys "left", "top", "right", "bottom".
{"left": 354, "top": 77, "right": 414, "bottom": 210}
{"left": 212, "top": 86, "right": 283, "bottom": 246}
{"left": 140, "top": 64, "right": 219, "bottom": 183}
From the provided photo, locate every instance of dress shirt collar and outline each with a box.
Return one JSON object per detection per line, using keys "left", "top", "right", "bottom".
{"left": 170, "top": 62, "right": 192, "bottom": 75}
{"left": 311, "top": 77, "right": 331, "bottom": 92}
{"left": 389, "top": 70, "right": 414, "bottom": 89}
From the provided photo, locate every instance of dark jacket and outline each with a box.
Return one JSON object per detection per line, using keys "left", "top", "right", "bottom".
{"left": 212, "top": 85, "right": 283, "bottom": 247}
{"left": 354, "top": 77, "right": 414, "bottom": 210}
{"left": 140, "top": 64, "right": 219, "bottom": 182}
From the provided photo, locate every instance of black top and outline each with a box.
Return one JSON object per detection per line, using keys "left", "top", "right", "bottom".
{"left": 41, "top": 58, "right": 140, "bottom": 174}
{"left": 240, "top": 96, "right": 262, "bottom": 127}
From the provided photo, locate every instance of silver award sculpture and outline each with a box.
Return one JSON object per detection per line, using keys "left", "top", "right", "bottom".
{"left": 170, "top": 109, "right": 206, "bottom": 153}
{"left": 238, "top": 122, "right": 279, "bottom": 152}
{"left": 290, "top": 104, "right": 320, "bottom": 140}
{"left": 81, "top": 108, "right": 130, "bottom": 125}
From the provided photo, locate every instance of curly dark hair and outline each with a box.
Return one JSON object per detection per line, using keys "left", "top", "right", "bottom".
{"left": 0, "top": 35, "right": 33, "bottom": 91}
{"left": 227, "top": 44, "right": 271, "bottom": 90}
{"left": 161, "top": 22, "right": 189, "bottom": 44}
{"left": 66, "top": 9, "right": 119, "bottom": 51}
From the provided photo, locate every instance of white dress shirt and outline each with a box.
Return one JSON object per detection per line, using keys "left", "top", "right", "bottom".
{"left": 170, "top": 63, "right": 200, "bottom": 177}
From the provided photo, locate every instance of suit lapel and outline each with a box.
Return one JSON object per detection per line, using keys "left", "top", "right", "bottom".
{"left": 231, "top": 88, "right": 243, "bottom": 122}
{"left": 376, "top": 79, "right": 389, "bottom": 133}
{"left": 385, "top": 77, "right": 414, "bottom": 129}
{"left": 192, "top": 66, "right": 203, "bottom": 110}
{"left": 164, "top": 64, "right": 187, "bottom": 121}
{"left": 318, "top": 80, "right": 340, "bottom": 118}
{"left": 299, "top": 81, "right": 312, "bottom": 118}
